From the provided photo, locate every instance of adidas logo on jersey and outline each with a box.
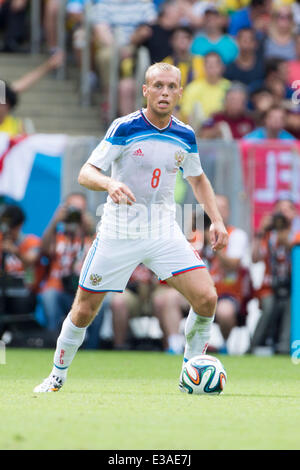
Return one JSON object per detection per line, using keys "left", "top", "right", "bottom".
{"left": 133, "top": 148, "right": 144, "bottom": 157}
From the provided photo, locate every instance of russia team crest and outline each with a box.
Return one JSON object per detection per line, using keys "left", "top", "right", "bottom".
{"left": 89, "top": 274, "right": 102, "bottom": 286}
{"left": 174, "top": 150, "right": 186, "bottom": 167}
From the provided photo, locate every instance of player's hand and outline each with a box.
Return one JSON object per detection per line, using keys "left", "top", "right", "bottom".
{"left": 107, "top": 180, "right": 136, "bottom": 205}
{"left": 209, "top": 221, "right": 228, "bottom": 252}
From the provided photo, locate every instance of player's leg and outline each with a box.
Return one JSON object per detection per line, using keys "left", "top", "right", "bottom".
{"left": 144, "top": 225, "right": 216, "bottom": 364}
{"left": 166, "top": 267, "right": 218, "bottom": 363}
{"left": 33, "top": 288, "right": 106, "bottom": 393}
{"left": 34, "top": 236, "right": 142, "bottom": 392}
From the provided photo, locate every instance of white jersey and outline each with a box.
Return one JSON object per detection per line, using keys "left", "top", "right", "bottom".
{"left": 88, "top": 109, "right": 203, "bottom": 238}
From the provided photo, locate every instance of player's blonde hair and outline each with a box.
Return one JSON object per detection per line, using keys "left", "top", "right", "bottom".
{"left": 145, "top": 62, "right": 181, "bottom": 85}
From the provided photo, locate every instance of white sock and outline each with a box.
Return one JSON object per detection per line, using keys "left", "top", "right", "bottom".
{"left": 51, "top": 313, "right": 86, "bottom": 380}
{"left": 183, "top": 308, "right": 214, "bottom": 364}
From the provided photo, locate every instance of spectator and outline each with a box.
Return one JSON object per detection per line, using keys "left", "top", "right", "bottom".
{"left": 243, "top": 105, "right": 296, "bottom": 140}
{"left": 39, "top": 193, "right": 104, "bottom": 348}
{"left": 130, "top": 0, "right": 180, "bottom": 64}
{"left": 67, "top": 0, "right": 102, "bottom": 66}
{"left": 180, "top": 52, "right": 231, "bottom": 130}
{"left": 249, "top": 86, "right": 275, "bottom": 124}
{"left": 263, "top": 4, "right": 297, "bottom": 62}
{"left": 272, "top": 196, "right": 300, "bottom": 240}
{"left": 200, "top": 82, "right": 256, "bottom": 139}
{"left": 0, "top": 84, "right": 22, "bottom": 137}
{"left": 163, "top": 26, "right": 205, "bottom": 87}
{"left": 110, "top": 265, "right": 161, "bottom": 350}
{"left": 285, "top": 106, "right": 300, "bottom": 139}
{"left": 153, "top": 0, "right": 166, "bottom": 10}
{"left": 111, "top": 263, "right": 191, "bottom": 354}
{"left": 43, "top": 0, "right": 59, "bottom": 55}
{"left": 286, "top": 32, "right": 300, "bottom": 87}
{"left": 152, "top": 284, "right": 189, "bottom": 354}
{"left": 251, "top": 201, "right": 299, "bottom": 353}
{"left": 0, "top": 205, "right": 40, "bottom": 321}
{"left": 91, "top": 0, "right": 157, "bottom": 113}
{"left": 43, "top": 0, "right": 99, "bottom": 55}
{"left": 224, "top": 27, "right": 265, "bottom": 94}
{"left": 176, "top": 0, "right": 206, "bottom": 31}
{"left": 228, "top": 0, "right": 271, "bottom": 38}
{"left": 292, "top": 0, "right": 300, "bottom": 29}
{"left": 0, "top": 51, "right": 64, "bottom": 136}
{"left": 264, "top": 58, "right": 294, "bottom": 104}
{"left": 198, "top": 196, "right": 251, "bottom": 352}
{"left": 191, "top": 5, "right": 239, "bottom": 65}
{"left": 0, "top": 0, "right": 28, "bottom": 52}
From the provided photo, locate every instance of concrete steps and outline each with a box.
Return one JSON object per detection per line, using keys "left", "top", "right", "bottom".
{"left": 0, "top": 53, "right": 104, "bottom": 136}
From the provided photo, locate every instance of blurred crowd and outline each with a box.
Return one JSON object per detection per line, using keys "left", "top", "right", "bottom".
{"left": 1, "top": 192, "right": 299, "bottom": 355}
{"left": 0, "top": 0, "right": 300, "bottom": 355}
{"left": 2, "top": 0, "right": 300, "bottom": 139}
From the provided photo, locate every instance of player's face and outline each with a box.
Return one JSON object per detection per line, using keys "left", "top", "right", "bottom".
{"left": 143, "top": 69, "right": 182, "bottom": 118}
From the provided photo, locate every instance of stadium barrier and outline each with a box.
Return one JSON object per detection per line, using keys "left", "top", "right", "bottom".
{"left": 30, "top": 0, "right": 42, "bottom": 54}
{"left": 2, "top": 135, "right": 300, "bottom": 238}
{"left": 80, "top": 0, "right": 93, "bottom": 107}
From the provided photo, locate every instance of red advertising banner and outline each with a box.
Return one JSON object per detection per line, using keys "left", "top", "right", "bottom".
{"left": 239, "top": 140, "right": 300, "bottom": 230}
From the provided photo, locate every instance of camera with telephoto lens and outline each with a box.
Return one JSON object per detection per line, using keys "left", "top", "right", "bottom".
{"left": 64, "top": 206, "right": 82, "bottom": 224}
{"left": 265, "top": 212, "right": 290, "bottom": 232}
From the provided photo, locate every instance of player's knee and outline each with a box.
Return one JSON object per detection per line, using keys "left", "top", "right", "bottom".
{"left": 192, "top": 287, "right": 217, "bottom": 317}
{"left": 72, "top": 295, "right": 100, "bottom": 326}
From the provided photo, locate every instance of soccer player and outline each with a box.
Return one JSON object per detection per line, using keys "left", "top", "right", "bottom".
{"left": 34, "top": 62, "right": 228, "bottom": 393}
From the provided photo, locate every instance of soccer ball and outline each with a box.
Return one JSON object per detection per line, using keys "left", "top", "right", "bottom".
{"left": 181, "top": 354, "right": 227, "bottom": 395}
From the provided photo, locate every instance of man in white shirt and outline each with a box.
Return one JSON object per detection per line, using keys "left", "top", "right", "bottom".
{"left": 34, "top": 62, "right": 228, "bottom": 393}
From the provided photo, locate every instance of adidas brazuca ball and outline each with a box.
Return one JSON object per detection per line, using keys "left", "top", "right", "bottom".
{"left": 181, "top": 355, "right": 227, "bottom": 395}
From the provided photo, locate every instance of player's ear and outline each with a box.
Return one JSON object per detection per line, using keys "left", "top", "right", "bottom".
{"left": 142, "top": 83, "right": 148, "bottom": 98}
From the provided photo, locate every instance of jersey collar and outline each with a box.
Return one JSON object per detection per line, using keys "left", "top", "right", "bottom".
{"left": 140, "top": 109, "right": 172, "bottom": 132}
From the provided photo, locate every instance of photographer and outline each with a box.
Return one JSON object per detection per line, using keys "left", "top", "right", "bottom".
{"left": 0, "top": 205, "right": 40, "bottom": 324}
{"left": 251, "top": 200, "right": 298, "bottom": 353}
{"left": 39, "top": 193, "right": 104, "bottom": 348}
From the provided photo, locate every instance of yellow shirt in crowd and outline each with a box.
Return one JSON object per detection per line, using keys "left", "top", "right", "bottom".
{"left": 163, "top": 55, "right": 205, "bottom": 88}
{"left": 180, "top": 78, "right": 231, "bottom": 122}
{"left": 0, "top": 115, "right": 23, "bottom": 137}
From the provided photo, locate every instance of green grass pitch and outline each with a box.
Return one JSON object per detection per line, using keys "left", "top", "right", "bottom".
{"left": 0, "top": 348, "right": 299, "bottom": 450}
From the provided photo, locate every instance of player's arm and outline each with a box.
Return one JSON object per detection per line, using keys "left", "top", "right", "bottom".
{"left": 78, "top": 162, "right": 136, "bottom": 205}
{"left": 187, "top": 172, "right": 228, "bottom": 251}
{"left": 79, "top": 121, "right": 136, "bottom": 205}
